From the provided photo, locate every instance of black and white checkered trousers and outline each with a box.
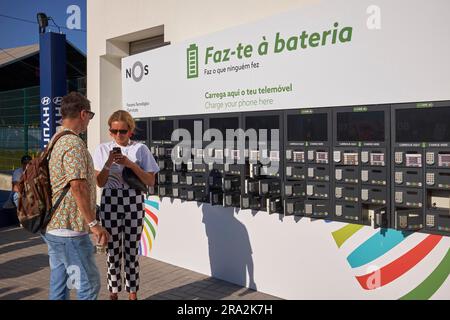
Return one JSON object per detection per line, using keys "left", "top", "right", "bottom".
{"left": 99, "top": 187, "right": 144, "bottom": 293}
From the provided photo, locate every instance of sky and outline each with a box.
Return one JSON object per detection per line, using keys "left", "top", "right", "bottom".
{"left": 0, "top": 0, "right": 86, "bottom": 53}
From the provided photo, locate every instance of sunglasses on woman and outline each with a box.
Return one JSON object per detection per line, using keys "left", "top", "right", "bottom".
{"left": 109, "top": 129, "right": 129, "bottom": 135}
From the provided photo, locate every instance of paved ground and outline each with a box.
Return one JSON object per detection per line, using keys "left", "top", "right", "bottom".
{"left": 0, "top": 226, "right": 280, "bottom": 300}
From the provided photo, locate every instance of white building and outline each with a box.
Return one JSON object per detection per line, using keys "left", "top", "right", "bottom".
{"left": 87, "top": 0, "right": 450, "bottom": 299}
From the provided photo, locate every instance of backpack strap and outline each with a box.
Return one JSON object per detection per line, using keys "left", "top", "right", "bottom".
{"left": 42, "top": 130, "right": 78, "bottom": 159}
{"left": 42, "top": 130, "right": 77, "bottom": 208}
{"left": 40, "top": 184, "right": 71, "bottom": 234}
{"left": 49, "top": 184, "right": 70, "bottom": 214}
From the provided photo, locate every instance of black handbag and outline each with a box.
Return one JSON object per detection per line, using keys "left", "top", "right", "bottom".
{"left": 122, "top": 167, "right": 148, "bottom": 193}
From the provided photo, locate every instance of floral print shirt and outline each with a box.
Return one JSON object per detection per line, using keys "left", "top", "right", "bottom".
{"left": 46, "top": 130, "right": 96, "bottom": 232}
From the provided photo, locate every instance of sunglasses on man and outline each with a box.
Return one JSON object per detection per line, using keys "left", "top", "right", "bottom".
{"left": 83, "top": 110, "right": 95, "bottom": 120}
{"left": 109, "top": 129, "right": 129, "bottom": 135}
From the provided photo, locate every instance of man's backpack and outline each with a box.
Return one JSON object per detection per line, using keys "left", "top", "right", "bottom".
{"left": 17, "top": 131, "right": 76, "bottom": 233}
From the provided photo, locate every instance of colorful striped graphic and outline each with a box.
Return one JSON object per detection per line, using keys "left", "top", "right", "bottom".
{"left": 331, "top": 223, "right": 449, "bottom": 299}
{"left": 355, "top": 235, "right": 442, "bottom": 290}
{"left": 347, "top": 229, "right": 411, "bottom": 268}
{"left": 400, "top": 248, "right": 450, "bottom": 300}
{"left": 139, "top": 196, "right": 160, "bottom": 257}
{"left": 331, "top": 224, "right": 364, "bottom": 248}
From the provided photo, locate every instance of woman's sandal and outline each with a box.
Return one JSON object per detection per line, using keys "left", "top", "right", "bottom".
{"left": 110, "top": 293, "right": 118, "bottom": 300}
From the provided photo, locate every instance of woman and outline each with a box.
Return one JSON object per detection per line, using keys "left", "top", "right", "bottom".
{"left": 93, "top": 110, "right": 159, "bottom": 300}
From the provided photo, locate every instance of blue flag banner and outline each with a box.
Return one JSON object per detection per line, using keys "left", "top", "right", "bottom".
{"left": 39, "top": 32, "right": 67, "bottom": 149}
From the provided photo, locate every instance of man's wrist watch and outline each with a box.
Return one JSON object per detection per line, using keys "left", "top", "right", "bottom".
{"left": 88, "top": 219, "right": 99, "bottom": 228}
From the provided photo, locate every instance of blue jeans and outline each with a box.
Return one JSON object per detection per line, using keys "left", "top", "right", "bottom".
{"left": 13, "top": 192, "right": 18, "bottom": 208}
{"left": 42, "top": 233, "right": 101, "bottom": 300}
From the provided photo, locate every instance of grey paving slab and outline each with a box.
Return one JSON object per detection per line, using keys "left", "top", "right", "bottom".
{"left": 0, "top": 226, "right": 281, "bottom": 300}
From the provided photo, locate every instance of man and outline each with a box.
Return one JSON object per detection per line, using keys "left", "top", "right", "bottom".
{"left": 2, "top": 155, "right": 31, "bottom": 209}
{"left": 11, "top": 155, "right": 31, "bottom": 207}
{"left": 42, "top": 91, "right": 109, "bottom": 300}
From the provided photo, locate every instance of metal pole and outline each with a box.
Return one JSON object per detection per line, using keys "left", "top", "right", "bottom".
{"left": 23, "top": 88, "right": 29, "bottom": 154}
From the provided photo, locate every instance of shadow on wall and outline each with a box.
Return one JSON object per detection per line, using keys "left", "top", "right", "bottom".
{"left": 144, "top": 202, "right": 258, "bottom": 300}
{"left": 200, "top": 203, "right": 257, "bottom": 291}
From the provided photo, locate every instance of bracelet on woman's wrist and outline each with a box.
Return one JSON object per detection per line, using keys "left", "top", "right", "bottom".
{"left": 103, "top": 164, "right": 111, "bottom": 171}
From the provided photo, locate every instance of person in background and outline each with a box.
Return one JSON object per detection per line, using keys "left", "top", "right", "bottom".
{"left": 94, "top": 110, "right": 159, "bottom": 300}
{"left": 10, "top": 155, "right": 31, "bottom": 208}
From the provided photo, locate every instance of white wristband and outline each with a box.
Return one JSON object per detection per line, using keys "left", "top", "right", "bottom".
{"left": 88, "top": 220, "right": 99, "bottom": 228}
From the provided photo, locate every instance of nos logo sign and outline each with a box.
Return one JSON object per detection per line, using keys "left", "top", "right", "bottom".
{"left": 126, "top": 61, "right": 149, "bottom": 82}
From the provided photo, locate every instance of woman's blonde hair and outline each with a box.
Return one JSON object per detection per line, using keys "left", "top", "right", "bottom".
{"left": 108, "top": 110, "right": 136, "bottom": 133}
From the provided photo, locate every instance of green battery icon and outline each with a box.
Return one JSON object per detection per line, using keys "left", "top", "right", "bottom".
{"left": 187, "top": 43, "right": 199, "bottom": 79}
